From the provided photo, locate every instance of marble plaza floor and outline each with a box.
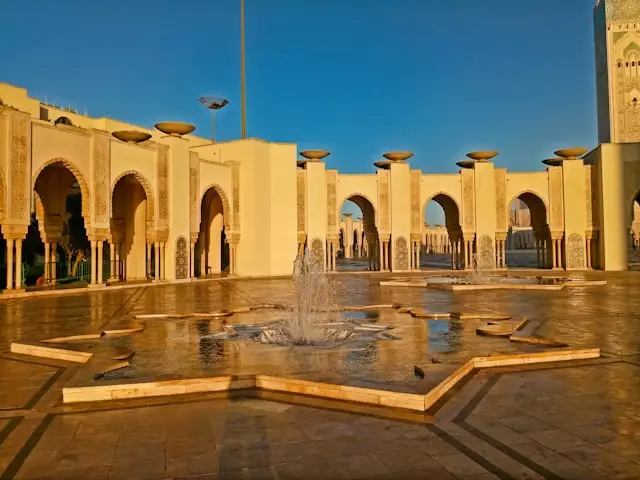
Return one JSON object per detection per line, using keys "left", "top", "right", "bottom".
{"left": 0, "top": 271, "right": 639, "bottom": 479}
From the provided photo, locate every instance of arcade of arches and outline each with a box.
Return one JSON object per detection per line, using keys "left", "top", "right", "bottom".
{"left": 1, "top": 71, "right": 640, "bottom": 292}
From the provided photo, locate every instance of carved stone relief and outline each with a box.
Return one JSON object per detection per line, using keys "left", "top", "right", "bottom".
{"left": 566, "top": 233, "right": 585, "bottom": 269}
{"left": 310, "top": 238, "right": 324, "bottom": 266}
{"left": 461, "top": 169, "right": 475, "bottom": 231}
{"left": 297, "top": 171, "right": 306, "bottom": 233}
{"left": 326, "top": 170, "right": 337, "bottom": 231}
{"left": 585, "top": 166, "right": 593, "bottom": 230}
{"left": 378, "top": 171, "right": 390, "bottom": 232}
{"left": 394, "top": 237, "right": 409, "bottom": 271}
{"left": 494, "top": 169, "right": 507, "bottom": 231}
{"left": 156, "top": 144, "right": 169, "bottom": 227}
{"left": 230, "top": 161, "right": 240, "bottom": 230}
{"left": 605, "top": 0, "right": 640, "bottom": 22}
{"left": 175, "top": 236, "right": 189, "bottom": 279}
{"left": 189, "top": 152, "right": 199, "bottom": 234}
{"left": 548, "top": 167, "right": 564, "bottom": 231}
{"left": 410, "top": 170, "right": 421, "bottom": 233}
{"left": 10, "top": 113, "right": 29, "bottom": 222}
{"left": 478, "top": 234, "right": 495, "bottom": 271}
{"left": 92, "top": 132, "right": 110, "bottom": 225}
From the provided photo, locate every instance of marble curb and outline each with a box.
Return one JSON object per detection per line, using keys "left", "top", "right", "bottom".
{"left": 10, "top": 342, "right": 93, "bottom": 363}
{"left": 58, "top": 348, "right": 600, "bottom": 410}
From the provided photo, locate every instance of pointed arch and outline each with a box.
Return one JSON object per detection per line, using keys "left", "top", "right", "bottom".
{"left": 200, "top": 184, "right": 231, "bottom": 228}
{"left": 508, "top": 190, "right": 549, "bottom": 229}
{"left": 32, "top": 157, "right": 92, "bottom": 229}
{"left": 110, "top": 170, "right": 156, "bottom": 229}
{"left": 338, "top": 193, "right": 376, "bottom": 227}
{"left": 422, "top": 192, "right": 461, "bottom": 229}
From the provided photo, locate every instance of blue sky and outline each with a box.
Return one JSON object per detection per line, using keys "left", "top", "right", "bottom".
{"left": 0, "top": 0, "right": 597, "bottom": 224}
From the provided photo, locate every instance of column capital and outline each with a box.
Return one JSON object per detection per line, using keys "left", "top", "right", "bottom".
{"left": 1, "top": 224, "right": 28, "bottom": 239}
{"left": 550, "top": 231, "right": 564, "bottom": 240}
{"left": 462, "top": 233, "right": 476, "bottom": 242}
{"left": 495, "top": 232, "right": 508, "bottom": 241}
{"left": 378, "top": 233, "right": 391, "bottom": 242}
{"left": 410, "top": 233, "right": 422, "bottom": 242}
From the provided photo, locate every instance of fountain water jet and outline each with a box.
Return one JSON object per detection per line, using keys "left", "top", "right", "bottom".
{"left": 254, "top": 250, "right": 347, "bottom": 345}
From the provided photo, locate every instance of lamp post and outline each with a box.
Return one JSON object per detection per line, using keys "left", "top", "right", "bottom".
{"left": 199, "top": 97, "right": 229, "bottom": 143}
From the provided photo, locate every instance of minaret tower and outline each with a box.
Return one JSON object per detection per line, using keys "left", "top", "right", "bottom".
{"left": 594, "top": 0, "right": 640, "bottom": 143}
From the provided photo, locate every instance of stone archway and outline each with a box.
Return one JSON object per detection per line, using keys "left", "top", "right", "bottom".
{"left": 507, "top": 191, "right": 550, "bottom": 269}
{"left": 111, "top": 172, "right": 155, "bottom": 281}
{"left": 197, "top": 185, "right": 231, "bottom": 276}
{"left": 422, "top": 193, "right": 462, "bottom": 269}
{"left": 339, "top": 193, "right": 379, "bottom": 270}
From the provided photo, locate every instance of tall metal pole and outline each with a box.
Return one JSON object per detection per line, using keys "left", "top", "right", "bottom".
{"left": 211, "top": 110, "right": 215, "bottom": 143}
{"left": 240, "top": 0, "right": 246, "bottom": 139}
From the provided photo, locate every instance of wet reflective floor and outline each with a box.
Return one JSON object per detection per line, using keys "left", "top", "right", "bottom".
{"left": 1, "top": 271, "right": 640, "bottom": 479}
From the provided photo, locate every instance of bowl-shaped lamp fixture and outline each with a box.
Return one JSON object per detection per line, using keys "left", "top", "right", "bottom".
{"left": 466, "top": 151, "right": 498, "bottom": 161}
{"left": 554, "top": 148, "right": 588, "bottom": 159}
{"left": 112, "top": 131, "right": 152, "bottom": 143}
{"left": 154, "top": 122, "right": 196, "bottom": 136}
{"left": 299, "top": 150, "right": 331, "bottom": 161}
{"left": 382, "top": 151, "right": 414, "bottom": 162}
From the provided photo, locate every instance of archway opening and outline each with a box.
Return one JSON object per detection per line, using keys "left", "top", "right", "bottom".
{"left": 25, "top": 162, "right": 90, "bottom": 288}
{"left": 112, "top": 174, "right": 150, "bottom": 281}
{"left": 629, "top": 191, "right": 640, "bottom": 269}
{"left": 337, "top": 195, "right": 378, "bottom": 271}
{"left": 197, "top": 187, "right": 229, "bottom": 276}
{"left": 422, "top": 194, "right": 461, "bottom": 269}
{"left": 505, "top": 192, "right": 550, "bottom": 269}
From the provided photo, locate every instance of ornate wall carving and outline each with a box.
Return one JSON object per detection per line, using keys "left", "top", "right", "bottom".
{"left": 461, "top": 169, "right": 475, "bottom": 231}
{"left": 494, "top": 169, "right": 507, "bottom": 231}
{"left": 326, "top": 170, "right": 337, "bottom": 231}
{"left": 175, "top": 236, "right": 188, "bottom": 279}
{"left": 585, "top": 166, "right": 593, "bottom": 230}
{"left": 297, "top": 171, "right": 306, "bottom": 233}
{"left": 566, "top": 233, "right": 585, "bottom": 269}
{"left": 0, "top": 166, "right": 5, "bottom": 222}
{"left": 548, "top": 167, "right": 564, "bottom": 231}
{"left": 310, "top": 238, "right": 324, "bottom": 266}
{"left": 10, "top": 113, "right": 29, "bottom": 222}
{"left": 92, "top": 132, "right": 110, "bottom": 225}
{"left": 410, "top": 170, "right": 421, "bottom": 233}
{"left": 394, "top": 237, "right": 409, "bottom": 271}
{"left": 156, "top": 144, "right": 169, "bottom": 227}
{"left": 378, "top": 170, "right": 390, "bottom": 232}
{"left": 604, "top": 0, "right": 640, "bottom": 22}
{"left": 478, "top": 234, "right": 495, "bottom": 270}
{"left": 230, "top": 161, "right": 240, "bottom": 230}
{"left": 189, "top": 152, "right": 199, "bottom": 234}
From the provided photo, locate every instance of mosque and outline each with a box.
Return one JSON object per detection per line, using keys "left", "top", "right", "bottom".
{"left": 0, "top": 0, "right": 639, "bottom": 292}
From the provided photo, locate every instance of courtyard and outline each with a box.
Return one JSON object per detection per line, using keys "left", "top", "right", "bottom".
{"left": 0, "top": 271, "right": 638, "bottom": 479}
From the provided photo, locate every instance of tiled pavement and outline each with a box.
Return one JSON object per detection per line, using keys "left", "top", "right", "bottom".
{"left": 0, "top": 273, "right": 639, "bottom": 479}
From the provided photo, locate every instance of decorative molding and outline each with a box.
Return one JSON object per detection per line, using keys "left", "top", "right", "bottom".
{"left": 200, "top": 184, "right": 231, "bottom": 228}
{"left": 230, "top": 161, "right": 241, "bottom": 231}
{"left": 326, "top": 170, "right": 337, "bottom": 231}
{"left": 156, "top": 144, "right": 169, "bottom": 228}
{"left": 310, "top": 238, "right": 324, "bottom": 266}
{"left": 548, "top": 167, "right": 564, "bottom": 231}
{"left": 461, "top": 169, "right": 475, "bottom": 231}
{"left": 478, "top": 234, "right": 495, "bottom": 270}
{"left": 410, "top": 170, "right": 421, "bottom": 233}
{"left": 566, "top": 233, "right": 585, "bottom": 269}
{"left": 92, "top": 131, "right": 110, "bottom": 226}
{"left": 175, "top": 236, "right": 189, "bottom": 279}
{"left": 585, "top": 166, "right": 594, "bottom": 230}
{"left": 394, "top": 237, "right": 409, "bottom": 271}
{"left": 604, "top": 0, "right": 640, "bottom": 22}
{"left": 297, "top": 170, "right": 306, "bottom": 233}
{"left": 189, "top": 151, "right": 199, "bottom": 234}
{"left": 494, "top": 169, "right": 507, "bottom": 232}
{"left": 9, "top": 112, "right": 30, "bottom": 222}
{"left": 378, "top": 170, "right": 390, "bottom": 232}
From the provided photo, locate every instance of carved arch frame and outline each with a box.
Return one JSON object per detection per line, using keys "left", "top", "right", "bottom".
{"left": 110, "top": 170, "right": 156, "bottom": 231}
{"left": 32, "top": 157, "right": 92, "bottom": 230}
{"left": 421, "top": 191, "right": 462, "bottom": 230}
{"left": 338, "top": 192, "right": 377, "bottom": 227}
{"left": 508, "top": 190, "right": 550, "bottom": 229}
{"left": 199, "top": 183, "right": 232, "bottom": 229}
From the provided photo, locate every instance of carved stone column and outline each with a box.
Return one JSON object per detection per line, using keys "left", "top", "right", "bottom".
{"left": 97, "top": 240, "right": 104, "bottom": 284}
{"left": 5, "top": 239, "right": 14, "bottom": 291}
{"left": 154, "top": 241, "right": 160, "bottom": 281}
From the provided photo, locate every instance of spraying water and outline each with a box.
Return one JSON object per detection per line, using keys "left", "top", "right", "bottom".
{"left": 254, "top": 250, "right": 345, "bottom": 345}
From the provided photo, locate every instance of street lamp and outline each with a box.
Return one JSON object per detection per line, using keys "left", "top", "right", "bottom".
{"left": 199, "top": 96, "right": 229, "bottom": 143}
